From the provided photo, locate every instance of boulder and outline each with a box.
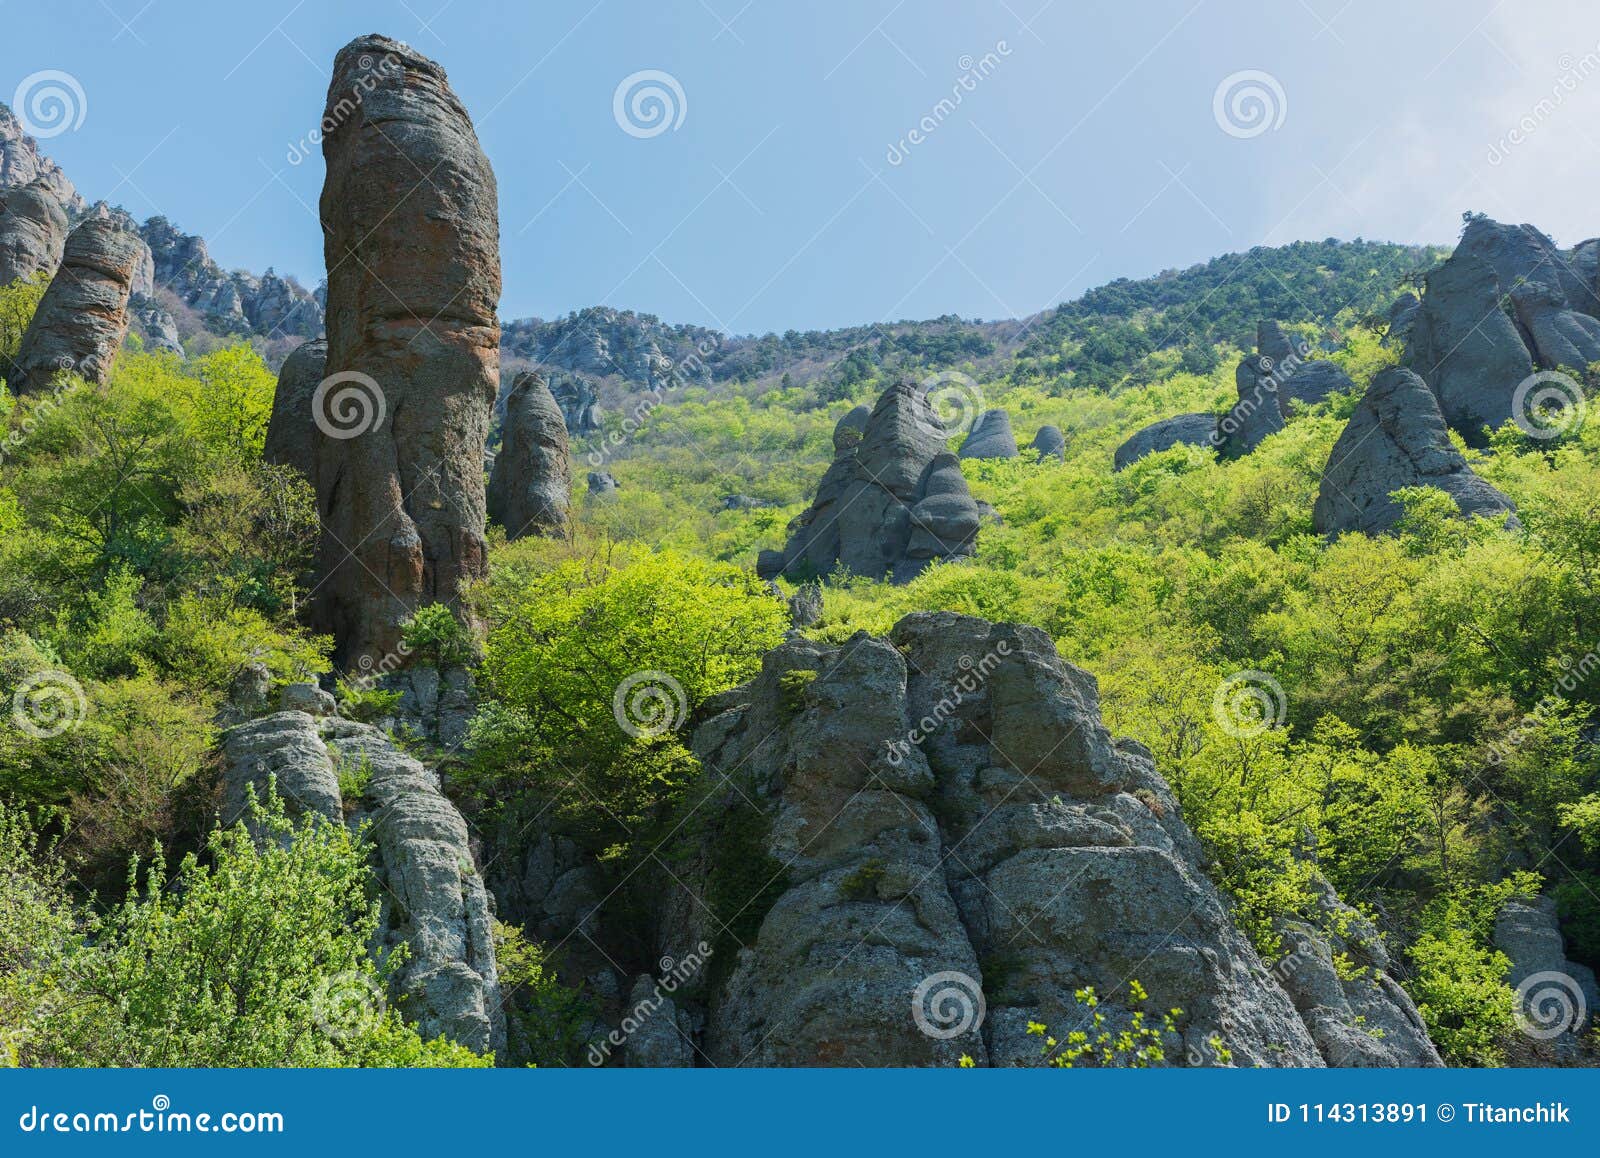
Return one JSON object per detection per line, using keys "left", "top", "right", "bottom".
{"left": 1456, "top": 216, "right": 1596, "bottom": 319}
{"left": 1214, "top": 323, "right": 1353, "bottom": 457}
{"left": 1113, "top": 412, "right": 1215, "bottom": 470}
{"left": 1385, "top": 292, "right": 1420, "bottom": 347}
{"left": 0, "top": 178, "right": 67, "bottom": 287}
{"left": 1030, "top": 424, "right": 1065, "bottom": 462}
{"left": 1312, "top": 367, "right": 1519, "bottom": 537}
{"left": 263, "top": 338, "right": 328, "bottom": 485}
{"left": 833, "top": 404, "right": 871, "bottom": 453}
{"left": 220, "top": 711, "right": 343, "bottom": 832}
{"left": 488, "top": 369, "right": 571, "bottom": 540}
{"left": 958, "top": 409, "right": 1019, "bottom": 460}
{"left": 311, "top": 35, "right": 501, "bottom": 669}
{"left": 660, "top": 612, "right": 1352, "bottom": 1066}
{"left": 10, "top": 215, "right": 145, "bottom": 393}
{"left": 762, "top": 379, "right": 981, "bottom": 584}
{"left": 549, "top": 371, "right": 603, "bottom": 434}
{"left": 587, "top": 470, "right": 619, "bottom": 497}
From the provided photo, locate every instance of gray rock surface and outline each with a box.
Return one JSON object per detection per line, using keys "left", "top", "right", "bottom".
{"left": 1456, "top": 216, "right": 1596, "bottom": 318}
{"left": 547, "top": 371, "right": 603, "bottom": 435}
{"left": 263, "top": 338, "right": 328, "bottom": 485}
{"left": 11, "top": 215, "right": 144, "bottom": 393}
{"left": 220, "top": 709, "right": 503, "bottom": 1055}
{"left": 488, "top": 370, "right": 570, "bottom": 540}
{"left": 620, "top": 975, "right": 696, "bottom": 1067}
{"left": 759, "top": 379, "right": 980, "bottom": 584}
{"left": 1114, "top": 412, "right": 1215, "bottom": 470}
{"left": 1510, "top": 279, "right": 1600, "bottom": 371}
{"left": 1494, "top": 894, "right": 1598, "bottom": 1062}
{"left": 958, "top": 408, "right": 1019, "bottom": 460}
{"left": 1215, "top": 322, "right": 1354, "bottom": 457}
{"left": 130, "top": 295, "right": 183, "bottom": 355}
{"left": 279, "top": 681, "right": 337, "bottom": 717}
{"left": 141, "top": 216, "right": 322, "bottom": 340}
{"left": 661, "top": 612, "right": 1358, "bottom": 1067}
{"left": 1031, "top": 424, "right": 1065, "bottom": 462}
{"left": 0, "top": 103, "right": 84, "bottom": 213}
{"left": 312, "top": 34, "right": 500, "bottom": 669}
{"left": 1272, "top": 877, "right": 1441, "bottom": 1066}
{"left": 1313, "top": 367, "right": 1519, "bottom": 537}
{"left": 1385, "top": 292, "right": 1420, "bottom": 347}
{"left": 587, "top": 470, "right": 619, "bottom": 497}
{"left": 0, "top": 178, "right": 67, "bottom": 287}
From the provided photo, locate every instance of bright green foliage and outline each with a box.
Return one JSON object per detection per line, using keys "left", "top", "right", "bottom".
{"left": 493, "top": 921, "right": 594, "bottom": 1067}
{"left": 1019, "top": 980, "right": 1216, "bottom": 1068}
{"left": 0, "top": 792, "right": 488, "bottom": 1068}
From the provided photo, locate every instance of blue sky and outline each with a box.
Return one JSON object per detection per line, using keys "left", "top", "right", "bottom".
{"left": 10, "top": 0, "right": 1600, "bottom": 333}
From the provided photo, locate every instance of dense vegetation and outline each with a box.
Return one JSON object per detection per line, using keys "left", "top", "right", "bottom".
{"left": 2, "top": 235, "right": 1596, "bottom": 1067}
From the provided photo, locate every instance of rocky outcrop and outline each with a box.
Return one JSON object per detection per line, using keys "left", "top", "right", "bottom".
{"left": 0, "top": 179, "right": 67, "bottom": 286}
{"left": 501, "top": 307, "right": 720, "bottom": 391}
{"left": 141, "top": 216, "right": 322, "bottom": 340}
{"left": 1272, "top": 877, "right": 1442, "bottom": 1066}
{"left": 220, "top": 709, "right": 503, "bottom": 1055}
{"left": 10, "top": 216, "right": 144, "bottom": 393}
{"left": 758, "top": 379, "right": 980, "bottom": 585}
{"left": 1402, "top": 218, "right": 1600, "bottom": 443}
{"left": 263, "top": 338, "right": 328, "bottom": 485}
{"left": 0, "top": 103, "right": 83, "bottom": 213}
{"left": 1385, "top": 292, "right": 1420, "bottom": 347}
{"left": 547, "top": 371, "right": 603, "bottom": 435}
{"left": 488, "top": 370, "right": 570, "bottom": 540}
{"left": 655, "top": 611, "right": 1399, "bottom": 1066}
{"left": 1494, "top": 894, "right": 1598, "bottom": 1063}
{"left": 1113, "top": 412, "right": 1215, "bottom": 471}
{"left": 130, "top": 295, "right": 183, "bottom": 355}
{"left": 1215, "top": 321, "right": 1354, "bottom": 458}
{"left": 1313, "top": 367, "right": 1519, "bottom": 537}
{"left": 311, "top": 35, "right": 500, "bottom": 669}
{"left": 1031, "top": 424, "right": 1065, "bottom": 462}
{"left": 958, "top": 409, "right": 1018, "bottom": 460}
{"left": 587, "top": 470, "right": 619, "bottom": 497}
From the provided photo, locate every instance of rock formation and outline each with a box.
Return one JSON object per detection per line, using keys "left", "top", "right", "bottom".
{"left": 141, "top": 216, "right": 322, "bottom": 340}
{"left": 1494, "top": 894, "right": 1598, "bottom": 1063}
{"left": 1113, "top": 412, "right": 1215, "bottom": 471}
{"left": 958, "top": 408, "right": 1019, "bottom": 460}
{"left": 548, "top": 371, "right": 603, "bottom": 435}
{"left": 757, "top": 379, "right": 980, "bottom": 584}
{"left": 263, "top": 337, "right": 328, "bottom": 485}
{"left": 0, "top": 178, "right": 67, "bottom": 286}
{"left": 1031, "top": 424, "right": 1065, "bottom": 462}
{"left": 1385, "top": 292, "right": 1420, "bottom": 347}
{"left": 1312, "top": 367, "right": 1519, "bottom": 537}
{"left": 312, "top": 35, "right": 501, "bottom": 669}
{"left": 649, "top": 611, "right": 1437, "bottom": 1065}
{"left": 221, "top": 709, "right": 503, "bottom": 1054}
{"left": 587, "top": 470, "right": 619, "bottom": 497}
{"left": 9, "top": 215, "right": 144, "bottom": 393}
{"left": 130, "top": 296, "right": 183, "bottom": 355}
{"left": 1403, "top": 217, "right": 1600, "bottom": 443}
{"left": 0, "top": 103, "right": 83, "bottom": 213}
{"left": 1215, "top": 321, "right": 1354, "bottom": 458}
{"left": 487, "top": 369, "right": 571, "bottom": 540}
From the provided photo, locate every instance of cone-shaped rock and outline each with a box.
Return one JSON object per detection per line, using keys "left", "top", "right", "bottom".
{"left": 1031, "top": 424, "right": 1065, "bottom": 461}
{"left": 1313, "top": 367, "right": 1519, "bottom": 537}
{"left": 312, "top": 35, "right": 501, "bottom": 668}
{"left": 10, "top": 215, "right": 143, "bottom": 394}
{"left": 759, "top": 378, "right": 980, "bottom": 584}
{"left": 958, "top": 408, "right": 1019, "bottom": 460}
{"left": 488, "top": 369, "right": 570, "bottom": 539}
{"left": 0, "top": 178, "right": 67, "bottom": 287}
